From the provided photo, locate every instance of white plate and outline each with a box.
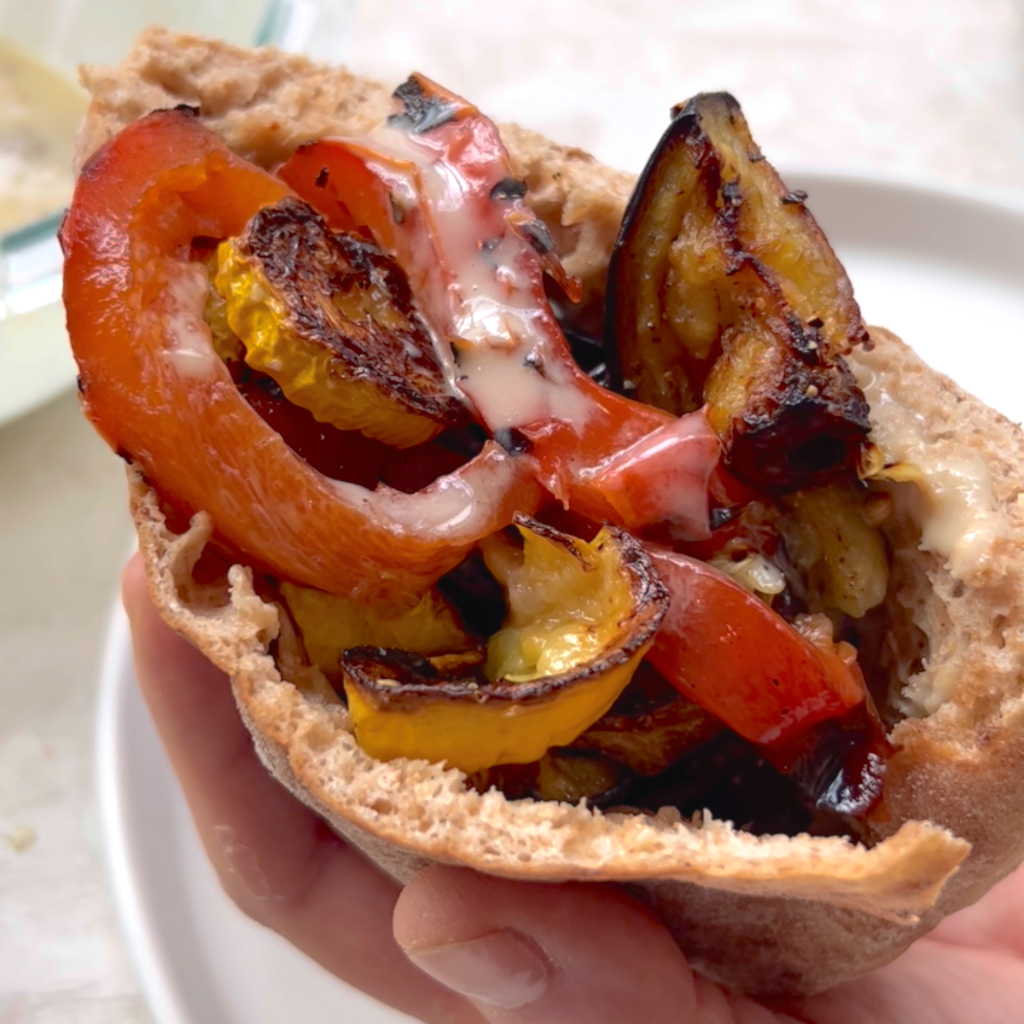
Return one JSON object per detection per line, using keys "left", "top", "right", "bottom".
{"left": 96, "top": 174, "right": 1024, "bottom": 1024}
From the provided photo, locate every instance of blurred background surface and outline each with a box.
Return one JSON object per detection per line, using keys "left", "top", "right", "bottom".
{"left": 2, "top": 1, "right": 1023, "bottom": 1021}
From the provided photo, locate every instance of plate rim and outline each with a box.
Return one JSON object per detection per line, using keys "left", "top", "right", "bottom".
{"left": 95, "top": 601, "right": 199, "bottom": 1024}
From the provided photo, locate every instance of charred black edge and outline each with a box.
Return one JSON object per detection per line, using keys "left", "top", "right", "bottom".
{"left": 518, "top": 218, "right": 556, "bottom": 255}
{"left": 493, "top": 427, "right": 533, "bottom": 456}
{"left": 254, "top": 375, "right": 285, "bottom": 400}
{"left": 235, "top": 197, "right": 465, "bottom": 424}
{"left": 490, "top": 177, "right": 528, "bottom": 202}
{"left": 724, "top": 355, "right": 872, "bottom": 488}
{"left": 740, "top": 351, "right": 872, "bottom": 437}
{"left": 343, "top": 517, "right": 668, "bottom": 710}
{"left": 388, "top": 75, "right": 459, "bottom": 134}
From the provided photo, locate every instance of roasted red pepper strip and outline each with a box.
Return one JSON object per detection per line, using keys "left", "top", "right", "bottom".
{"left": 278, "top": 76, "right": 718, "bottom": 536}
{"left": 62, "top": 109, "right": 541, "bottom": 604}
{"left": 279, "top": 79, "right": 869, "bottom": 746}
{"left": 645, "top": 547, "right": 867, "bottom": 746}
{"left": 233, "top": 368, "right": 471, "bottom": 492}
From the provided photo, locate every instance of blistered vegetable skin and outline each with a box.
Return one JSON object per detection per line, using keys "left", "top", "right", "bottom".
{"left": 61, "top": 109, "right": 541, "bottom": 604}
{"left": 605, "top": 92, "right": 871, "bottom": 490}
{"left": 216, "top": 197, "right": 464, "bottom": 447}
{"left": 341, "top": 518, "right": 668, "bottom": 773}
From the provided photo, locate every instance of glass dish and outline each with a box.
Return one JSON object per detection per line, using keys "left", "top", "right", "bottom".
{"left": 0, "top": 0, "right": 355, "bottom": 427}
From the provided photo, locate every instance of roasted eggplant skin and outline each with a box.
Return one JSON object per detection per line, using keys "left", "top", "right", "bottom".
{"left": 703, "top": 318, "right": 871, "bottom": 489}
{"left": 604, "top": 92, "right": 871, "bottom": 490}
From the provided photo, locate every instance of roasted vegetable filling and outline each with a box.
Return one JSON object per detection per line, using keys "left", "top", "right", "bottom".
{"left": 606, "top": 92, "right": 871, "bottom": 491}
{"left": 64, "top": 77, "right": 914, "bottom": 841}
{"left": 337, "top": 518, "right": 667, "bottom": 774}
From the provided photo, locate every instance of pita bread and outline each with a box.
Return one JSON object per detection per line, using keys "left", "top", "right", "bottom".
{"left": 78, "top": 29, "right": 1024, "bottom": 999}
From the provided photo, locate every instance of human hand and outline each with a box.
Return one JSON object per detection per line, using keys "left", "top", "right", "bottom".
{"left": 123, "top": 553, "right": 1024, "bottom": 1024}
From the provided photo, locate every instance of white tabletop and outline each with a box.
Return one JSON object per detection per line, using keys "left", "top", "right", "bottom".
{"left": 4, "top": 1, "right": 1024, "bottom": 1020}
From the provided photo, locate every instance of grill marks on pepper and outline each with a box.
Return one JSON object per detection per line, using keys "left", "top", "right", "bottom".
{"left": 388, "top": 76, "right": 459, "bottom": 134}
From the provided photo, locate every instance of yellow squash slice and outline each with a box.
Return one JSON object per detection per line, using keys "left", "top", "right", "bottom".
{"left": 341, "top": 517, "right": 668, "bottom": 773}
{"left": 280, "top": 581, "right": 472, "bottom": 675}
{"left": 214, "top": 197, "right": 464, "bottom": 447}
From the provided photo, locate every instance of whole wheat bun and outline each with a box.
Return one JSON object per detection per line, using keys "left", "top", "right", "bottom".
{"left": 80, "top": 29, "right": 1024, "bottom": 999}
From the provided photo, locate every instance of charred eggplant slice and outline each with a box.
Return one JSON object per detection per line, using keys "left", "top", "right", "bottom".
{"left": 569, "top": 681, "right": 721, "bottom": 777}
{"left": 341, "top": 516, "right": 668, "bottom": 773}
{"left": 777, "top": 484, "right": 890, "bottom": 619}
{"left": 702, "top": 316, "right": 871, "bottom": 488}
{"left": 467, "top": 665, "right": 718, "bottom": 805}
{"left": 606, "top": 92, "right": 871, "bottom": 489}
{"left": 469, "top": 749, "right": 630, "bottom": 805}
{"left": 215, "top": 197, "right": 464, "bottom": 447}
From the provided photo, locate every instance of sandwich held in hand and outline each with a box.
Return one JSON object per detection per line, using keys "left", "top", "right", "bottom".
{"left": 63, "top": 30, "right": 1024, "bottom": 999}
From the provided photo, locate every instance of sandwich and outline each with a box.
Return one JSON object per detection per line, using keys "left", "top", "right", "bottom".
{"left": 63, "top": 28, "right": 1024, "bottom": 999}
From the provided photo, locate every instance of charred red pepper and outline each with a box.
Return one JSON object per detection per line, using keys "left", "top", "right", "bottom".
{"left": 278, "top": 75, "right": 720, "bottom": 536}
{"left": 61, "top": 109, "right": 541, "bottom": 604}
{"left": 645, "top": 547, "right": 867, "bottom": 746}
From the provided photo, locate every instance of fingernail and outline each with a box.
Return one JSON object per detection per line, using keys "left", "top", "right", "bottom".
{"left": 404, "top": 928, "right": 552, "bottom": 1009}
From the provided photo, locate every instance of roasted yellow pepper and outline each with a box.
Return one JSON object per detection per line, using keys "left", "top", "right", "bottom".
{"left": 214, "top": 198, "right": 463, "bottom": 447}
{"left": 280, "top": 581, "right": 471, "bottom": 675}
{"left": 342, "top": 518, "right": 668, "bottom": 773}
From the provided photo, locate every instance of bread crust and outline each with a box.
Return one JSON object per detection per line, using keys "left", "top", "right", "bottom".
{"left": 87, "top": 29, "right": 1024, "bottom": 999}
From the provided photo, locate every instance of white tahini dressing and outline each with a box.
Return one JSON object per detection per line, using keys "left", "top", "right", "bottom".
{"left": 365, "top": 124, "right": 593, "bottom": 434}
{"left": 852, "top": 347, "right": 1010, "bottom": 578}
{"left": 331, "top": 443, "right": 522, "bottom": 539}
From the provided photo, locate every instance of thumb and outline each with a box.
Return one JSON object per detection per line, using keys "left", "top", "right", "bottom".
{"left": 393, "top": 865, "right": 723, "bottom": 1024}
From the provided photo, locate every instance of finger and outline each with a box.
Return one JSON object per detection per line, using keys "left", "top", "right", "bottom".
{"left": 123, "top": 554, "right": 483, "bottom": 1024}
{"left": 795, "top": 937, "right": 1024, "bottom": 1024}
{"left": 926, "top": 863, "right": 1024, "bottom": 957}
{"left": 394, "top": 865, "right": 709, "bottom": 1024}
